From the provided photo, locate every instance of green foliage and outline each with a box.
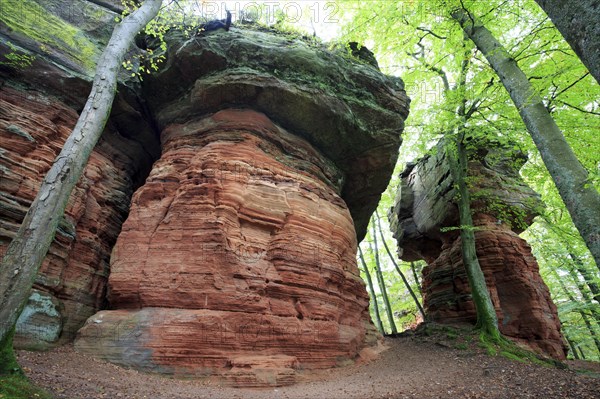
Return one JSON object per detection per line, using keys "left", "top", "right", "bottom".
{"left": 0, "top": 328, "right": 20, "bottom": 375}
{"left": 0, "top": 42, "right": 35, "bottom": 69}
{"left": 440, "top": 225, "right": 480, "bottom": 233}
{"left": 478, "top": 332, "right": 555, "bottom": 367}
{"left": 117, "top": 0, "right": 172, "bottom": 79}
{"left": 342, "top": 0, "right": 599, "bottom": 358}
{"left": 358, "top": 213, "right": 425, "bottom": 333}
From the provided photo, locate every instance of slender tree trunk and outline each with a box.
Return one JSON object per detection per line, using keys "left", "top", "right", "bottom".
{"left": 565, "top": 335, "right": 581, "bottom": 360}
{"left": 578, "top": 346, "right": 587, "bottom": 360}
{"left": 452, "top": 7, "right": 600, "bottom": 270}
{"left": 567, "top": 267, "right": 600, "bottom": 325}
{"left": 371, "top": 218, "right": 398, "bottom": 334}
{"left": 374, "top": 210, "right": 426, "bottom": 320}
{"left": 447, "top": 135, "right": 500, "bottom": 339}
{"left": 570, "top": 252, "right": 600, "bottom": 304}
{"left": 579, "top": 313, "right": 600, "bottom": 357}
{"left": 410, "top": 262, "right": 422, "bottom": 295}
{"left": 359, "top": 246, "right": 384, "bottom": 333}
{"left": 533, "top": 0, "right": 600, "bottom": 85}
{"left": 0, "top": 0, "right": 163, "bottom": 374}
{"left": 554, "top": 270, "right": 600, "bottom": 356}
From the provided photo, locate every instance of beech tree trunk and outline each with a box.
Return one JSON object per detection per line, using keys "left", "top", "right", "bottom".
{"left": 554, "top": 270, "right": 600, "bottom": 356}
{"left": 565, "top": 335, "right": 581, "bottom": 360}
{"left": 533, "top": 0, "right": 600, "bottom": 85}
{"left": 374, "top": 210, "right": 426, "bottom": 320}
{"left": 0, "top": 0, "right": 163, "bottom": 374}
{"left": 570, "top": 252, "right": 600, "bottom": 304}
{"left": 452, "top": 7, "right": 600, "bottom": 270}
{"left": 358, "top": 246, "right": 384, "bottom": 333}
{"left": 447, "top": 136, "right": 501, "bottom": 338}
{"left": 371, "top": 218, "right": 398, "bottom": 334}
{"left": 410, "top": 262, "right": 422, "bottom": 295}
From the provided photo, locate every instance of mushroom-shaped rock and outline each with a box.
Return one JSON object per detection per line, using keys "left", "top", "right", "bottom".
{"left": 143, "top": 29, "right": 410, "bottom": 240}
{"left": 75, "top": 28, "right": 409, "bottom": 386}
{"left": 388, "top": 138, "right": 567, "bottom": 359}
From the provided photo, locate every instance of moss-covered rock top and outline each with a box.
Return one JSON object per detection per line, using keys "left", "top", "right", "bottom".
{"left": 389, "top": 137, "right": 543, "bottom": 261}
{"left": 0, "top": 1, "right": 410, "bottom": 240}
{"left": 0, "top": 0, "right": 119, "bottom": 76}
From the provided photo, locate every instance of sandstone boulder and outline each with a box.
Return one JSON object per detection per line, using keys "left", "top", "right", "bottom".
{"left": 14, "top": 289, "right": 63, "bottom": 350}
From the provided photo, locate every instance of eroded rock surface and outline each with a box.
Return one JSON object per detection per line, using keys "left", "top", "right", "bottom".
{"left": 75, "top": 107, "right": 387, "bottom": 384}
{"left": 2, "top": 2, "right": 408, "bottom": 381}
{"left": 388, "top": 140, "right": 567, "bottom": 359}
{"left": 1, "top": 0, "right": 159, "bottom": 345}
{"left": 73, "top": 28, "right": 409, "bottom": 385}
{"left": 0, "top": 85, "right": 158, "bottom": 344}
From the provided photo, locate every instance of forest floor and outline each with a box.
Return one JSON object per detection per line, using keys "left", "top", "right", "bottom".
{"left": 14, "top": 325, "right": 600, "bottom": 399}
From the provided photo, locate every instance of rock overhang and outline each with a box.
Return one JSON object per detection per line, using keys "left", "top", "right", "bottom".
{"left": 142, "top": 27, "right": 410, "bottom": 240}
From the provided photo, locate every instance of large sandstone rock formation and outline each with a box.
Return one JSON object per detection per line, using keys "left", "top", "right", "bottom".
{"left": 388, "top": 139, "right": 567, "bottom": 359}
{"left": 74, "top": 27, "right": 409, "bottom": 385}
{"left": 0, "top": 0, "right": 158, "bottom": 347}
{"left": 1, "top": 0, "right": 409, "bottom": 385}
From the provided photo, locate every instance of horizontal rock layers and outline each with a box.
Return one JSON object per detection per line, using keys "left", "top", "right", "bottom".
{"left": 0, "top": 85, "right": 157, "bottom": 347}
{"left": 0, "top": 0, "right": 159, "bottom": 348}
{"left": 389, "top": 140, "right": 567, "bottom": 359}
{"left": 73, "top": 25, "right": 409, "bottom": 386}
{"left": 75, "top": 109, "right": 378, "bottom": 384}
{"left": 3, "top": 2, "right": 409, "bottom": 383}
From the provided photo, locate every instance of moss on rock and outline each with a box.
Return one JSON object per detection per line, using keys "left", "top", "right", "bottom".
{"left": 0, "top": 0, "right": 103, "bottom": 74}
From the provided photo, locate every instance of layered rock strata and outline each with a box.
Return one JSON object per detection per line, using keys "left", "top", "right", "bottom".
{"left": 77, "top": 109, "right": 378, "bottom": 385}
{"left": 0, "top": 0, "right": 158, "bottom": 346}
{"left": 0, "top": 85, "right": 157, "bottom": 346}
{"left": 73, "top": 27, "right": 409, "bottom": 385}
{"left": 388, "top": 140, "right": 567, "bottom": 359}
{"left": 2, "top": 1, "right": 409, "bottom": 381}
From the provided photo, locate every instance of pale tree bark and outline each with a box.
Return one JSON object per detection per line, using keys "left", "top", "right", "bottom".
{"left": 374, "top": 210, "right": 426, "bottom": 321}
{"left": 370, "top": 217, "right": 398, "bottom": 334}
{"left": 410, "top": 27, "right": 500, "bottom": 337}
{"left": 533, "top": 0, "right": 600, "bottom": 85}
{"left": 566, "top": 266, "right": 600, "bottom": 325}
{"left": 448, "top": 34, "right": 500, "bottom": 339}
{"left": 410, "top": 262, "right": 422, "bottom": 295}
{"left": 553, "top": 269, "right": 600, "bottom": 357}
{"left": 452, "top": 7, "right": 600, "bottom": 270}
{"left": 570, "top": 252, "right": 600, "bottom": 304}
{"left": 0, "top": 0, "right": 163, "bottom": 373}
{"left": 358, "top": 246, "right": 384, "bottom": 334}
{"left": 447, "top": 135, "right": 501, "bottom": 338}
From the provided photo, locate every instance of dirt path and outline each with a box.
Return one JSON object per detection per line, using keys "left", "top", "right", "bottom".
{"left": 18, "top": 335, "right": 600, "bottom": 399}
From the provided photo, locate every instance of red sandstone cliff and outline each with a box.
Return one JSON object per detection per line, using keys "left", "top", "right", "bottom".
{"left": 0, "top": 3, "right": 409, "bottom": 385}
{"left": 73, "top": 25, "right": 409, "bottom": 385}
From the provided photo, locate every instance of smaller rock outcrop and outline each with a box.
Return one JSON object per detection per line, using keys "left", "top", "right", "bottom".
{"left": 389, "top": 139, "right": 567, "bottom": 359}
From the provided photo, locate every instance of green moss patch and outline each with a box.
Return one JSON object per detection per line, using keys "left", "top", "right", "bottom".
{"left": 0, "top": 374, "right": 53, "bottom": 399}
{"left": 0, "top": 0, "right": 100, "bottom": 73}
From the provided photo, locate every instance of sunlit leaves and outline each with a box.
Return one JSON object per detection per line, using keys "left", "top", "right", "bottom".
{"left": 340, "top": 0, "right": 599, "bottom": 358}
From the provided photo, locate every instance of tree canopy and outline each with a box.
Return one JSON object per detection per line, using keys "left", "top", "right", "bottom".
{"left": 340, "top": 0, "right": 599, "bottom": 360}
